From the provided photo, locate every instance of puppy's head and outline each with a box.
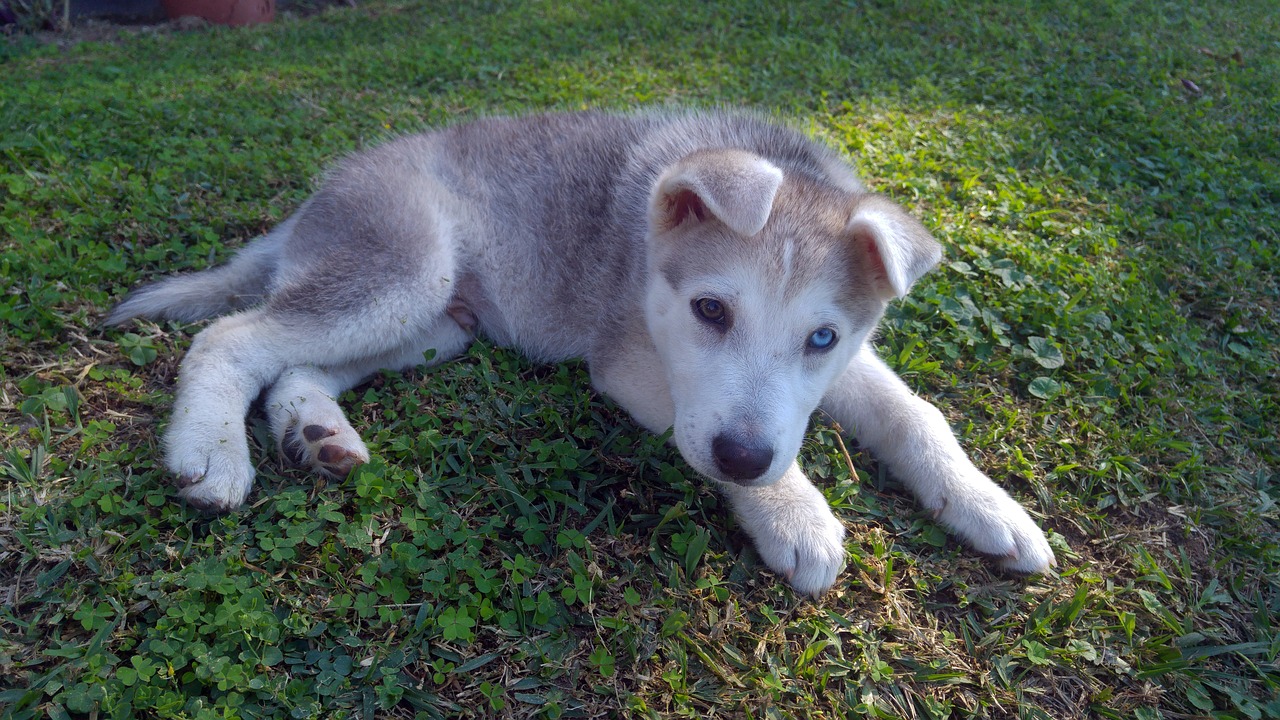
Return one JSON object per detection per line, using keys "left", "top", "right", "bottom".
{"left": 645, "top": 148, "right": 940, "bottom": 487}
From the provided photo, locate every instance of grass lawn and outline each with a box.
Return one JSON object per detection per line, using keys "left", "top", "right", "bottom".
{"left": 2, "top": 0, "right": 1277, "bottom": 717}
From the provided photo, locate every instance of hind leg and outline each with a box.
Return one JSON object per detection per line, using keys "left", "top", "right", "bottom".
{"left": 269, "top": 364, "right": 373, "bottom": 480}
{"left": 165, "top": 309, "right": 293, "bottom": 510}
{"left": 169, "top": 309, "right": 471, "bottom": 511}
{"left": 162, "top": 162, "right": 468, "bottom": 510}
{"left": 266, "top": 320, "right": 473, "bottom": 480}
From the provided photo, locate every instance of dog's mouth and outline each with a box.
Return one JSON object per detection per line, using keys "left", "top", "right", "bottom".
{"left": 702, "top": 464, "right": 788, "bottom": 488}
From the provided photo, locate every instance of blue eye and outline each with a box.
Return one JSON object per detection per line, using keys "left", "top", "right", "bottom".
{"left": 807, "top": 327, "right": 837, "bottom": 351}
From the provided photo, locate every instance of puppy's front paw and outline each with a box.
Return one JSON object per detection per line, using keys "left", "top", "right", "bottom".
{"left": 930, "top": 478, "right": 1055, "bottom": 574}
{"left": 729, "top": 473, "right": 847, "bottom": 597}
{"left": 749, "top": 504, "right": 847, "bottom": 597}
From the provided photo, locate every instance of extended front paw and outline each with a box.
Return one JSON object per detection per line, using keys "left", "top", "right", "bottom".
{"left": 929, "top": 479, "right": 1055, "bottom": 573}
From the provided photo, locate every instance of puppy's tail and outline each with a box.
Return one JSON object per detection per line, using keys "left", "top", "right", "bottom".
{"left": 105, "top": 216, "right": 295, "bottom": 327}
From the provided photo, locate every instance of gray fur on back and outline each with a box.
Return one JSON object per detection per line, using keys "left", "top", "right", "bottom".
{"left": 403, "top": 110, "right": 864, "bottom": 359}
{"left": 109, "top": 110, "right": 866, "bottom": 362}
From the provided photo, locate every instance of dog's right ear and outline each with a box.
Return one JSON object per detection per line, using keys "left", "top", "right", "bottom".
{"left": 650, "top": 150, "right": 784, "bottom": 238}
{"left": 847, "top": 195, "right": 943, "bottom": 299}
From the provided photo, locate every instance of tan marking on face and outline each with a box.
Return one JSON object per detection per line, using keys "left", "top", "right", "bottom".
{"left": 653, "top": 174, "right": 890, "bottom": 326}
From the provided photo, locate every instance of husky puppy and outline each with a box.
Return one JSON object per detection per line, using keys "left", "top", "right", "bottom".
{"left": 108, "top": 110, "right": 1054, "bottom": 596}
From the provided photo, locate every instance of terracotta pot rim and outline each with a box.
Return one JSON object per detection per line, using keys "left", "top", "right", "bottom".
{"left": 161, "top": 0, "right": 275, "bottom": 26}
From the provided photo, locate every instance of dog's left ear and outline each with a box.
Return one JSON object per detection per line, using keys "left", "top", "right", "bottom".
{"left": 848, "top": 195, "right": 943, "bottom": 298}
{"left": 650, "top": 150, "right": 785, "bottom": 237}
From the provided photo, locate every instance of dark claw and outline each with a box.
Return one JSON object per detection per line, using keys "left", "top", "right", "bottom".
{"left": 176, "top": 472, "right": 202, "bottom": 489}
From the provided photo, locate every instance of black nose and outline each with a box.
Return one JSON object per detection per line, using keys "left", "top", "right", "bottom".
{"left": 712, "top": 435, "right": 774, "bottom": 483}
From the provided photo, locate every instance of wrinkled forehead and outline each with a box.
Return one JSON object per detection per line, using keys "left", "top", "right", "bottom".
{"left": 655, "top": 179, "right": 867, "bottom": 312}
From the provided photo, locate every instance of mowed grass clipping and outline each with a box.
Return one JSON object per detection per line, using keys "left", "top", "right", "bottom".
{"left": 2, "top": 1, "right": 1277, "bottom": 718}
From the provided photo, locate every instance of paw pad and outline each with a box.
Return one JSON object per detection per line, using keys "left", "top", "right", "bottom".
{"left": 317, "top": 444, "right": 362, "bottom": 475}
{"left": 303, "top": 424, "right": 334, "bottom": 442}
{"left": 281, "top": 421, "right": 369, "bottom": 479}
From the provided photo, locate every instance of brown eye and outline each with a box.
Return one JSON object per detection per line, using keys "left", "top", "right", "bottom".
{"left": 693, "top": 297, "right": 727, "bottom": 325}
